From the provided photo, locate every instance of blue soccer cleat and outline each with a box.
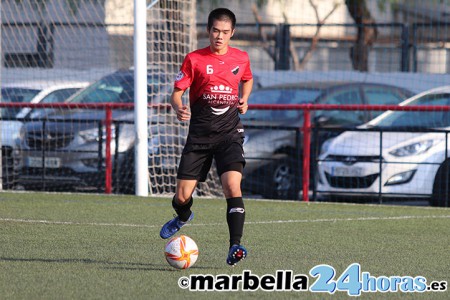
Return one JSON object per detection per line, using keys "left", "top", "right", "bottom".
{"left": 226, "top": 244, "right": 247, "bottom": 266}
{"left": 159, "top": 212, "right": 194, "bottom": 239}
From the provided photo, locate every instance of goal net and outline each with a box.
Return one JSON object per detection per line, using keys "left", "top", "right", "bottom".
{"left": 146, "top": 0, "right": 222, "bottom": 197}
{"left": 0, "top": 0, "right": 225, "bottom": 197}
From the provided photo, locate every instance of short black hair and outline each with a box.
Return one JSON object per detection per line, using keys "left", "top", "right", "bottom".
{"left": 207, "top": 8, "right": 236, "bottom": 31}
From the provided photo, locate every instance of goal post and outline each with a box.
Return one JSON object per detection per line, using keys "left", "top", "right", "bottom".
{"left": 134, "top": 0, "right": 148, "bottom": 196}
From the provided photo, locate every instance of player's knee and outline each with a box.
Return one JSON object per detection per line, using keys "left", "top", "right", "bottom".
{"left": 175, "top": 194, "right": 191, "bottom": 205}
{"left": 176, "top": 188, "right": 195, "bottom": 204}
{"left": 175, "top": 183, "right": 196, "bottom": 204}
{"left": 222, "top": 182, "right": 242, "bottom": 198}
{"left": 220, "top": 169, "right": 243, "bottom": 198}
{"left": 173, "top": 195, "right": 193, "bottom": 209}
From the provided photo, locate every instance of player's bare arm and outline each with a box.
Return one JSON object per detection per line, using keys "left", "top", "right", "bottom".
{"left": 238, "top": 78, "right": 253, "bottom": 114}
{"left": 170, "top": 88, "right": 191, "bottom": 122}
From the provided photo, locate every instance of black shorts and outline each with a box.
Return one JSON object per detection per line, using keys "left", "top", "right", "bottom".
{"left": 177, "top": 138, "right": 245, "bottom": 182}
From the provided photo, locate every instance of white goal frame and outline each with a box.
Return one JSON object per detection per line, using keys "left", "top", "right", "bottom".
{"left": 134, "top": 0, "right": 149, "bottom": 196}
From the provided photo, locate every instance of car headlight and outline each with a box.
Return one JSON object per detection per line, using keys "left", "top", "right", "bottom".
{"left": 385, "top": 170, "right": 416, "bottom": 186}
{"left": 79, "top": 125, "right": 116, "bottom": 143}
{"left": 389, "top": 140, "right": 434, "bottom": 157}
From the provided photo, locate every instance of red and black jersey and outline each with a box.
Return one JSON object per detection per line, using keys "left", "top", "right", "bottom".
{"left": 174, "top": 46, "right": 252, "bottom": 144}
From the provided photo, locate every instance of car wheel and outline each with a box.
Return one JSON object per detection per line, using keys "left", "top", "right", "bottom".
{"left": 431, "top": 160, "right": 450, "bottom": 207}
{"left": 262, "top": 154, "right": 300, "bottom": 200}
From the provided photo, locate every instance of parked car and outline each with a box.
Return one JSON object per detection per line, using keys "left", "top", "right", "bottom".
{"left": 0, "top": 81, "right": 89, "bottom": 189}
{"left": 316, "top": 86, "right": 450, "bottom": 207}
{"left": 241, "top": 81, "right": 414, "bottom": 200}
{"left": 17, "top": 69, "right": 184, "bottom": 194}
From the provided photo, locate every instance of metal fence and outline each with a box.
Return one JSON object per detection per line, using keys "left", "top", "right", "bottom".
{"left": 2, "top": 101, "right": 449, "bottom": 207}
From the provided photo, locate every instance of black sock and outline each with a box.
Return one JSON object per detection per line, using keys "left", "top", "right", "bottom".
{"left": 226, "top": 197, "right": 245, "bottom": 248}
{"left": 172, "top": 196, "right": 193, "bottom": 222}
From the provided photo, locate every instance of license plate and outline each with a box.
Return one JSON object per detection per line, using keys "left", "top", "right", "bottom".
{"left": 27, "top": 157, "right": 61, "bottom": 168}
{"left": 331, "top": 166, "right": 362, "bottom": 177}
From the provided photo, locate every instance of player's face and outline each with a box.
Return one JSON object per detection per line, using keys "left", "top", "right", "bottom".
{"left": 208, "top": 19, "right": 235, "bottom": 55}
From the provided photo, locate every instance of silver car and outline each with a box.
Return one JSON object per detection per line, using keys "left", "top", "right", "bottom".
{"left": 18, "top": 70, "right": 185, "bottom": 194}
{"left": 241, "top": 81, "right": 414, "bottom": 200}
{"left": 1, "top": 81, "right": 89, "bottom": 189}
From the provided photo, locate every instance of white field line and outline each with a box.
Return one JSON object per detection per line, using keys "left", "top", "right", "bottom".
{"left": 0, "top": 215, "right": 449, "bottom": 229}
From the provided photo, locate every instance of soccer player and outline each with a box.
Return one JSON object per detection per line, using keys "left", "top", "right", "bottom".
{"left": 159, "top": 8, "right": 253, "bottom": 267}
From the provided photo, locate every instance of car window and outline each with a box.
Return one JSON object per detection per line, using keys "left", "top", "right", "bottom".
{"left": 241, "top": 88, "right": 321, "bottom": 121}
{"left": 316, "top": 87, "right": 365, "bottom": 126}
{"left": 41, "top": 88, "right": 81, "bottom": 104}
{"left": 325, "top": 88, "right": 362, "bottom": 105}
{"left": 1, "top": 88, "right": 40, "bottom": 103}
{"left": 363, "top": 87, "right": 406, "bottom": 118}
{"left": 28, "top": 88, "right": 82, "bottom": 119}
{"left": 69, "top": 74, "right": 136, "bottom": 104}
{"left": 363, "top": 87, "right": 405, "bottom": 105}
{"left": 1, "top": 87, "right": 41, "bottom": 118}
{"left": 70, "top": 80, "right": 121, "bottom": 104}
{"left": 376, "top": 93, "right": 450, "bottom": 128}
{"left": 69, "top": 73, "right": 166, "bottom": 104}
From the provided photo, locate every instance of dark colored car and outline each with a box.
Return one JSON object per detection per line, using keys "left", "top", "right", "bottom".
{"left": 18, "top": 69, "right": 186, "bottom": 194}
{"left": 241, "top": 81, "right": 414, "bottom": 200}
{"left": 1, "top": 82, "right": 88, "bottom": 189}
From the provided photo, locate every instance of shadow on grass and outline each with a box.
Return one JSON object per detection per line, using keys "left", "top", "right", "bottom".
{"left": 1, "top": 256, "right": 219, "bottom": 272}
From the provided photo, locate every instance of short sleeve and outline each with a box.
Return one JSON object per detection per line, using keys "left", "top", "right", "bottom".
{"left": 241, "top": 52, "right": 253, "bottom": 81}
{"left": 174, "top": 55, "right": 194, "bottom": 90}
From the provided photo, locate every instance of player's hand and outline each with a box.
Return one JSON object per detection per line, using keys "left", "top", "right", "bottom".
{"left": 237, "top": 99, "right": 248, "bottom": 114}
{"left": 176, "top": 105, "right": 191, "bottom": 122}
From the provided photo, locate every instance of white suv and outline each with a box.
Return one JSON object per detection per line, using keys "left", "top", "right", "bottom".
{"left": 317, "top": 86, "right": 450, "bottom": 207}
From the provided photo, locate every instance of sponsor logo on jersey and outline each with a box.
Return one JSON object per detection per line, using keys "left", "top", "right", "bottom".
{"left": 231, "top": 66, "right": 240, "bottom": 75}
{"left": 210, "top": 85, "right": 233, "bottom": 94}
{"left": 211, "top": 107, "right": 230, "bottom": 115}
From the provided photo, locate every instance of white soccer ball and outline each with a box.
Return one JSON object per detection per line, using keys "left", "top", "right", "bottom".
{"left": 164, "top": 235, "right": 199, "bottom": 269}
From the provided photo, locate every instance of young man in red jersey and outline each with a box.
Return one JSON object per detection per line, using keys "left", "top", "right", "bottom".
{"left": 160, "top": 8, "right": 253, "bottom": 266}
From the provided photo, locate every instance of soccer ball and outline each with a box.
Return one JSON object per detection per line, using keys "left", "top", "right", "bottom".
{"left": 164, "top": 235, "right": 199, "bottom": 269}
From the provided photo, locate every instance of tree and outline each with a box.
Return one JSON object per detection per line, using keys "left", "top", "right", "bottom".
{"left": 252, "top": 0, "right": 341, "bottom": 71}
{"left": 295, "top": 0, "right": 340, "bottom": 70}
{"left": 345, "top": 0, "right": 378, "bottom": 71}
